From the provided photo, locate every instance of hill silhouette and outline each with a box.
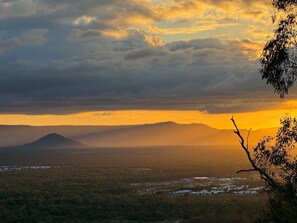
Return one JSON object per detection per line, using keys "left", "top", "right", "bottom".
{"left": 23, "top": 133, "right": 85, "bottom": 148}
{"left": 0, "top": 123, "right": 277, "bottom": 148}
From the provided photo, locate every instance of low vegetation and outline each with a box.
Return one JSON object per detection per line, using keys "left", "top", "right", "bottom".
{"left": 0, "top": 146, "right": 265, "bottom": 223}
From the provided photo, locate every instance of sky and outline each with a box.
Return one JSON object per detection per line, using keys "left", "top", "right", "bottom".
{"left": 1, "top": 0, "right": 297, "bottom": 129}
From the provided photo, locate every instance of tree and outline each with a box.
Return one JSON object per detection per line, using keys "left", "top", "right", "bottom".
{"left": 261, "top": 0, "right": 297, "bottom": 98}
{"left": 235, "top": 1, "right": 297, "bottom": 221}
{"left": 231, "top": 116, "right": 297, "bottom": 191}
{"left": 231, "top": 116, "right": 297, "bottom": 222}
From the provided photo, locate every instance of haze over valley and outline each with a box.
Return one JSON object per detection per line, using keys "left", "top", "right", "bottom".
{"left": 0, "top": 122, "right": 276, "bottom": 148}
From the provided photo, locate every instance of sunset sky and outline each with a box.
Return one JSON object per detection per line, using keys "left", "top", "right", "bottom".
{"left": 1, "top": 0, "right": 297, "bottom": 129}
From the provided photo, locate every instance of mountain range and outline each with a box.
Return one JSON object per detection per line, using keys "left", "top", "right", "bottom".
{"left": 0, "top": 122, "right": 277, "bottom": 148}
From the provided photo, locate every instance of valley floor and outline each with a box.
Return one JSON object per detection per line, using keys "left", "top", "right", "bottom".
{"left": 0, "top": 146, "right": 266, "bottom": 223}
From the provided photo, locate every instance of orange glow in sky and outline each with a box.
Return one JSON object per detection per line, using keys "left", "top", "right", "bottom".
{"left": 0, "top": 109, "right": 296, "bottom": 130}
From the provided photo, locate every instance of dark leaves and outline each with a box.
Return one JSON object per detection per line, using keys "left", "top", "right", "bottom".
{"left": 273, "top": 0, "right": 297, "bottom": 11}
{"left": 253, "top": 116, "right": 297, "bottom": 186}
{"left": 260, "top": 1, "right": 297, "bottom": 97}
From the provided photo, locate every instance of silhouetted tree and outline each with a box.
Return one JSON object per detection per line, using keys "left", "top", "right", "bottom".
{"left": 261, "top": 0, "right": 297, "bottom": 98}
{"left": 232, "top": 116, "right": 297, "bottom": 190}
{"left": 231, "top": 116, "right": 297, "bottom": 222}
{"left": 234, "top": 1, "right": 297, "bottom": 221}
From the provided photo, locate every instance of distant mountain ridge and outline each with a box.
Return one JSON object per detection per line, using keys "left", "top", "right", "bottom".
{"left": 23, "top": 133, "right": 85, "bottom": 148}
{"left": 0, "top": 122, "right": 278, "bottom": 148}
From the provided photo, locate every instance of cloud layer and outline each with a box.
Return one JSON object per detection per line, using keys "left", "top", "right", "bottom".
{"left": 0, "top": 0, "right": 291, "bottom": 115}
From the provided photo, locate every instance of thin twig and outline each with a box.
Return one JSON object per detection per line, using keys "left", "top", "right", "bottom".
{"left": 247, "top": 128, "right": 252, "bottom": 149}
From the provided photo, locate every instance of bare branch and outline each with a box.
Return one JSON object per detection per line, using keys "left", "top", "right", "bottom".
{"left": 231, "top": 117, "right": 278, "bottom": 189}
{"left": 236, "top": 169, "right": 257, "bottom": 174}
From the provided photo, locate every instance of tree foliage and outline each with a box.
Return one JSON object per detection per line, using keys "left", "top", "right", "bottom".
{"left": 253, "top": 117, "right": 297, "bottom": 188}
{"left": 261, "top": 0, "right": 297, "bottom": 98}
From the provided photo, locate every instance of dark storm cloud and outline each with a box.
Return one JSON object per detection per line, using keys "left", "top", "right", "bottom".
{"left": 0, "top": 0, "right": 285, "bottom": 115}
{"left": 0, "top": 37, "right": 277, "bottom": 114}
{"left": 69, "top": 29, "right": 102, "bottom": 40}
{"left": 125, "top": 47, "right": 168, "bottom": 60}
{"left": 0, "top": 29, "right": 47, "bottom": 53}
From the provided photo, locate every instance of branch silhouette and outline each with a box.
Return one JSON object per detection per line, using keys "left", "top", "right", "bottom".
{"left": 231, "top": 117, "right": 278, "bottom": 189}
